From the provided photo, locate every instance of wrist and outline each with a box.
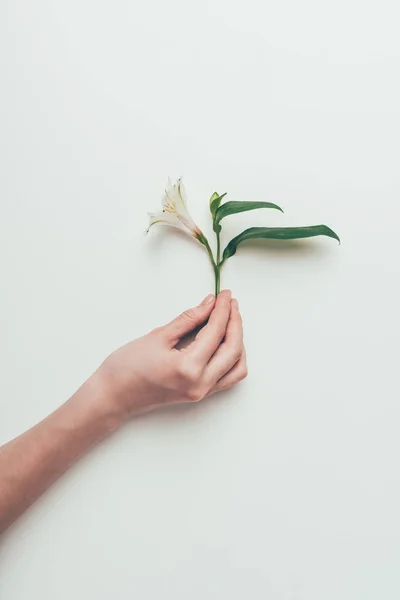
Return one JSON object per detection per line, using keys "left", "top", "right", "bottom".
{"left": 72, "top": 369, "right": 130, "bottom": 434}
{"left": 90, "top": 358, "right": 141, "bottom": 424}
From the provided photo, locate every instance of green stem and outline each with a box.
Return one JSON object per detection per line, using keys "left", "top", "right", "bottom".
{"left": 214, "top": 265, "right": 220, "bottom": 295}
{"left": 201, "top": 236, "right": 220, "bottom": 295}
{"left": 215, "top": 230, "right": 222, "bottom": 295}
{"left": 212, "top": 230, "right": 221, "bottom": 295}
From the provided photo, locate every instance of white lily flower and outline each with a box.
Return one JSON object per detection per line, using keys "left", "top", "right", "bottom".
{"left": 146, "top": 178, "right": 204, "bottom": 242}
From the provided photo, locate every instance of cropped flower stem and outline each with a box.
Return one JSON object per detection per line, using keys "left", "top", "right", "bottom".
{"left": 214, "top": 265, "right": 220, "bottom": 296}
{"left": 215, "top": 230, "right": 222, "bottom": 295}
{"left": 200, "top": 236, "right": 220, "bottom": 295}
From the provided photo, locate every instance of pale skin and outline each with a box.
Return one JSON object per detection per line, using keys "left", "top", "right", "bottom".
{"left": 0, "top": 290, "right": 247, "bottom": 534}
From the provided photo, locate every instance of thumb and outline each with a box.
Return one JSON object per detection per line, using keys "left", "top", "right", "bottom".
{"left": 162, "top": 294, "right": 216, "bottom": 344}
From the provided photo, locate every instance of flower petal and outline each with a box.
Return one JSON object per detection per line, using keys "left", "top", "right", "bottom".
{"left": 177, "top": 178, "right": 188, "bottom": 207}
{"left": 150, "top": 179, "right": 204, "bottom": 241}
{"left": 146, "top": 211, "right": 187, "bottom": 234}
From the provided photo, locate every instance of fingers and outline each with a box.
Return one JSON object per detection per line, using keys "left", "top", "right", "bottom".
{"left": 190, "top": 289, "right": 232, "bottom": 363}
{"left": 163, "top": 294, "right": 247, "bottom": 404}
{"left": 162, "top": 294, "right": 216, "bottom": 345}
{"left": 204, "top": 298, "right": 244, "bottom": 382}
{"left": 211, "top": 348, "right": 248, "bottom": 393}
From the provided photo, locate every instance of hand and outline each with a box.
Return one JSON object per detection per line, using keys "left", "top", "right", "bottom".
{"left": 98, "top": 290, "right": 247, "bottom": 418}
{"left": 0, "top": 290, "right": 246, "bottom": 532}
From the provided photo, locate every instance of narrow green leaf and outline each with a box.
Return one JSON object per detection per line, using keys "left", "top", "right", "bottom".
{"left": 222, "top": 225, "right": 340, "bottom": 262}
{"left": 210, "top": 193, "right": 227, "bottom": 219}
{"left": 209, "top": 192, "right": 219, "bottom": 206}
{"left": 215, "top": 201, "right": 283, "bottom": 224}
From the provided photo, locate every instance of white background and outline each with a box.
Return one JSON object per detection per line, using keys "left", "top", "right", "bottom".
{"left": 1, "top": 1, "right": 399, "bottom": 598}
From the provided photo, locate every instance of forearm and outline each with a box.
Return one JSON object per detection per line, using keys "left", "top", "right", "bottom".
{"left": 0, "top": 371, "right": 125, "bottom": 533}
{"left": 0, "top": 292, "right": 245, "bottom": 534}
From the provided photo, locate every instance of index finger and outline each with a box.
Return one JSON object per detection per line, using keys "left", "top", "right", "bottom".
{"left": 204, "top": 298, "right": 244, "bottom": 382}
{"left": 190, "top": 289, "right": 232, "bottom": 364}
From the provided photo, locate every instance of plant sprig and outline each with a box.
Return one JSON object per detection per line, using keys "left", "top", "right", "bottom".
{"left": 146, "top": 178, "right": 340, "bottom": 295}
{"left": 207, "top": 192, "right": 339, "bottom": 294}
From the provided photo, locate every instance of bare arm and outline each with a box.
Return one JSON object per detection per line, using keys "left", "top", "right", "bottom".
{"left": 0, "top": 375, "right": 122, "bottom": 533}
{"left": 0, "top": 291, "right": 247, "bottom": 533}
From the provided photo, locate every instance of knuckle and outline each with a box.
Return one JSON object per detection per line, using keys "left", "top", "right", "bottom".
{"left": 186, "top": 385, "right": 207, "bottom": 403}
{"left": 234, "top": 347, "right": 243, "bottom": 362}
{"left": 178, "top": 358, "right": 202, "bottom": 384}
{"left": 229, "top": 345, "right": 242, "bottom": 364}
{"left": 179, "top": 309, "right": 198, "bottom": 325}
{"left": 240, "top": 365, "right": 248, "bottom": 380}
{"left": 149, "top": 325, "right": 164, "bottom": 337}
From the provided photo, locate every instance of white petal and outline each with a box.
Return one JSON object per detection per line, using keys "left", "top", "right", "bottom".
{"left": 168, "top": 179, "right": 194, "bottom": 224}
{"left": 146, "top": 211, "right": 187, "bottom": 234}
{"left": 160, "top": 178, "right": 173, "bottom": 210}
{"left": 152, "top": 179, "right": 204, "bottom": 240}
{"left": 177, "top": 178, "right": 188, "bottom": 206}
{"left": 162, "top": 180, "right": 176, "bottom": 209}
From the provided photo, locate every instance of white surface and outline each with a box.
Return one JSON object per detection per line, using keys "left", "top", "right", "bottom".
{"left": 1, "top": 0, "right": 399, "bottom": 598}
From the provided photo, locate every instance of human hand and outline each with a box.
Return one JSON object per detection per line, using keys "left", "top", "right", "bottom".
{"left": 98, "top": 290, "right": 247, "bottom": 419}
{"left": 0, "top": 290, "right": 246, "bottom": 532}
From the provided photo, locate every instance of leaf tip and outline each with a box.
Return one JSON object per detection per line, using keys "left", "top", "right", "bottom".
{"left": 328, "top": 227, "right": 341, "bottom": 244}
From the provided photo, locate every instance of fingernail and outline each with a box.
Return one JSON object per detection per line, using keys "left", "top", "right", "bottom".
{"left": 232, "top": 298, "right": 239, "bottom": 309}
{"left": 200, "top": 294, "right": 215, "bottom": 306}
{"left": 220, "top": 289, "right": 232, "bottom": 299}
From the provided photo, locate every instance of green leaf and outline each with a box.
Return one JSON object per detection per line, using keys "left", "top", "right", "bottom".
{"left": 209, "top": 192, "right": 219, "bottom": 206}
{"left": 222, "top": 225, "right": 340, "bottom": 262}
{"left": 215, "top": 201, "right": 283, "bottom": 224}
{"left": 209, "top": 193, "right": 227, "bottom": 219}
